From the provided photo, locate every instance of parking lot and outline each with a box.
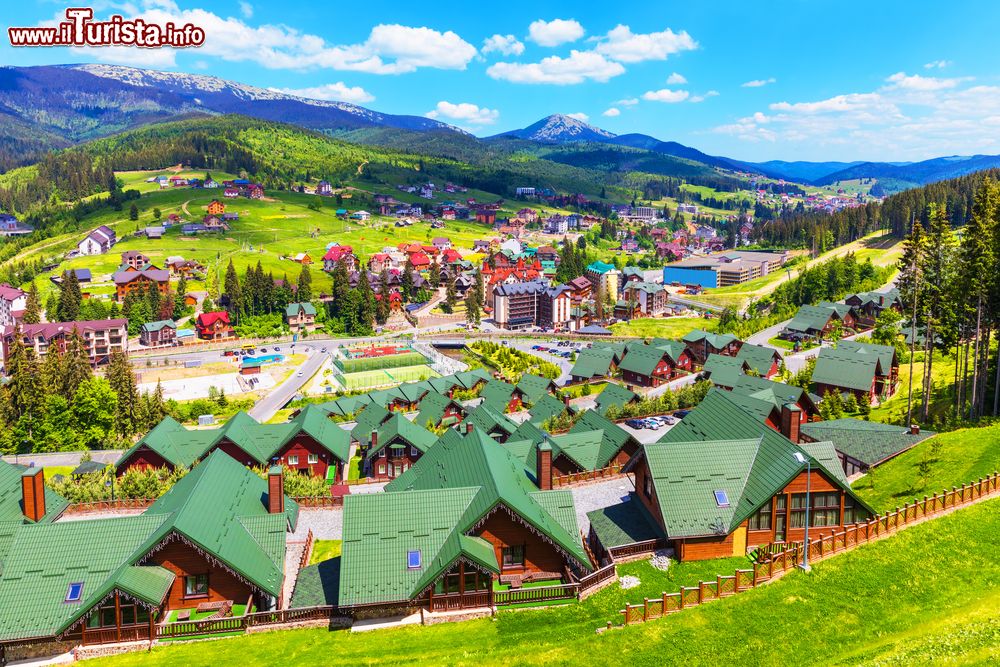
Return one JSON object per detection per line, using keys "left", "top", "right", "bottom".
{"left": 511, "top": 339, "right": 590, "bottom": 385}
{"left": 618, "top": 414, "right": 680, "bottom": 444}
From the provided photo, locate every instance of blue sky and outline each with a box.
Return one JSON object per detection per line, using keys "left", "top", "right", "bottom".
{"left": 4, "top": 0, "right": 1000, "bottom": 162}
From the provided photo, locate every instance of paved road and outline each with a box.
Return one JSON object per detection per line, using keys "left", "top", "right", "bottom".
{"left": 248, "top": 348, "right": 327, "bottom": 422}
{"left": 668, "top": 295, "right": 724, "bottom": 313}
{"left": 745, "top": 320, "right": 793, "bottom": 348}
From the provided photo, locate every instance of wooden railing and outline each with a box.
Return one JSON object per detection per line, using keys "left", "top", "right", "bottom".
{"left": 553, "top": 463, "right": 625, "bottom": 487}
{"left": 64, "top": 498, "right": 156, "bottom": 514}
{"left": 151, "top": 606, "right": 337, "bottom": 641}
{"left": 244, "top": 606, "right": 336, "bottom": 626}
{"left": 298, "top": 529, "right": 315, "bottom": 571}
{"left": 494, "top": 583, "right": 578, "bottom": 606}
{"left": 344, "top": 476, "right": 393, "bottom": 486}
{"left": 616, "top": 471, "right": 1000, "bottom": 629}
{"left": 578, "top": 563, "right": 617, "bottom": 592}
{"left": 608, "top": 539, "right": 663, "bottom": 561}
{"left": 429, "top": 592, "right": 491, "bottom": 612}
{"left": 292, "top": 496, "right": 343, "bottom": 508}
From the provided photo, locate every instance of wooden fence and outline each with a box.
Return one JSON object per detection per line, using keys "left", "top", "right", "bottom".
{"left": 553, "top": 463, "right": 625, "bottom": 487}
{"left": 493, "top": 563, "right": 617, "bottom": 607}
{"left": 154, "top": 606, "right": 337, "bottom": 640}
{"left": 608, "top": 539, "right": 664, "bottom": 562}
{"left": 297, "top": 529, "right": 315, "bottom": 572}
{"left": 617, "top": 471, "right": 1000, "bottom": 628}
{"left": 292, "top": 496, "right": 343, "bottom": 508}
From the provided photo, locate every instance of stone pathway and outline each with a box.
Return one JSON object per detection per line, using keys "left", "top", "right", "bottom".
{"left": 569, "top": 476, "right": 636, "bottom": 534}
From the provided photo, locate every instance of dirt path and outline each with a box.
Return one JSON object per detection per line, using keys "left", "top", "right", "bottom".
{"left": 181, "top": 199, "right": 192, "bottom": 217}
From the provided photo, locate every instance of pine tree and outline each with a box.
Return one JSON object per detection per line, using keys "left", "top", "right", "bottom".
{"left": 64, "top": 329, "right": 93, "bottom": 397}
{"left": 297, "top": 263, "right": 313, "bottom": 302}
{"left": 41, "top": 344, "right": 67, "bottom": 400}
{"left": 357, "top": 271, "right": 376, "bottom": 332}
{"left": 57, "top": 270, "right": 82, "bottom": 322}
{"left": 128, "top": 203, "right": 139, "bottom": 221}
{"left": 6, "top": 331, "right": 42, "bottom": 421}
{"left": 897, "top": 217, "right": 925, "bottom": 426}
{"left": 107, "top": 350, "right": 140, "bottom": 438}
{"left": 174, "top": 274, "right": 187, "bottom": 319}
{"left": 429, "top": 259, "right": 441, "bottom": 288}
{"left": 22, "top": 282, "right": 41, "bottom": 324}
{"left": 402, "top": 259, "right": 415, "bottom": 300}
{"left": 919, "top": 205, "right": 957, "bottom": 421}
{"left": 444, "top": 276, "right": 458, "bottom": 313}
{"left": 375, "top": 270, "right": 391, "bottom": 325}
{"left": 223, "top": 259, "right": 242, "bottom": 321}
{"left": 465, "top": 290, "right": 481, "bottom": 325}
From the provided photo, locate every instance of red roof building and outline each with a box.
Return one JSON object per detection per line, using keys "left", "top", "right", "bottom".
{"left": 196, "top": 311, "right": 234, "bottom": 340}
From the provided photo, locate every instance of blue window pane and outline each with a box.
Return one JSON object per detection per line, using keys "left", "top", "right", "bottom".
{"left": 714, "top": 490, "right": 730, "bottom": 507}
{"left": 66, "top": 582, "right": 84, "bottom": 602}
{"left": 407, "top": 550, "right": 421, "bottom": 569}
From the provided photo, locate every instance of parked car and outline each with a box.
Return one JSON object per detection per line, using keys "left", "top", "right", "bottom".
{"left": 625, "top": 419, "right": 645, "bottom": 428}
{"left": 674, "top": 410, "right": 690, "bottom": 418}
{"left": 663, "top": 415, "right": 678, "bottom": 425}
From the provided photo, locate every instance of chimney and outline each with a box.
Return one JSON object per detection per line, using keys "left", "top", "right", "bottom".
{"left": 909, "top": 424, "right": 920, "bottom": 435}
{"left": 563, "top": 393, "right": 571, "bottom": 407}
{"left": 21, "top": 467, "right": 45, "bottom": 522}
{"left": 536, "top": 440, "right": 553, "bottom": 491}
{"left": 465, "top": 421, "right": 475, "bottom": 435}
{"left": 780, "top": 403, "right": 801, "bottom": 444}
{"left": 370, "top": 430, "right": 378, "bottom": 450}
{"left": 267, "top": 466, "right": 284, "bottom": 515}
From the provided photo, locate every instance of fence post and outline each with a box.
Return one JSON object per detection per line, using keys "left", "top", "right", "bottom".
{"left": 679, "top": 588, "right": 686, "bottom": 609}
{"left": 698, "top": 581, "right": 705, "bottom": 604}
{"left": 662, "top": 591, "right": 668, "bottom": 612}
{"left": 643, "top": 598, "right": 649, "bottom": 622}
{"left": 622, "top": 609, "right": 629, "bottom": 626}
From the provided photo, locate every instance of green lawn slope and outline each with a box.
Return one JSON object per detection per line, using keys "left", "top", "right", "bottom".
{"left": 89, "top": 495, "right": 1000, "bottom": 667}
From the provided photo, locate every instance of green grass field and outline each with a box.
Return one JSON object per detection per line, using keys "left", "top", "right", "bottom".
{"left": 854, "top": 423, "right": 1000, "bottom": 512}
{"left": 8, "top": 182, "right": 498, "bottom": 299}
{"left": 609, "top": 316, "right": 714, "bottom": 339}
{"left": 336, "top": 365, "right": 439, "bottom": 391}
{"left": 869, "top": 350, "right": 957, "bottom": 425}
{"left": 89, "top": 495, "right": 1000, "bottom": 666}
{"left": 309, "top": 540, "right": 342, "bottom": 566}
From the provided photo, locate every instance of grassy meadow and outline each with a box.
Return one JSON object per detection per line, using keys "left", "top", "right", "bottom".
{"left": 609, "top": 316, "right": 714, "bottom": 339}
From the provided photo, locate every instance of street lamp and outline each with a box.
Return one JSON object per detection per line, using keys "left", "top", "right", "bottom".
{"left": 792, "top": 451, "right": 811, "bottom": 571}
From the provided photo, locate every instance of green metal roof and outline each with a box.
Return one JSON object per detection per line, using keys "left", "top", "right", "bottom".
{"left": 587, "top": 494, "right": 665, "bottom": 549}
{"left": 479, "top": 379, "right": 519, "bottom": 412}
{"left": 528, "top": 395, "right": 568, "bottom": 425}
{"left": 351, "top": 403, "right": 394, "bottom": 445}
{"left": 290, "top": 558, "right": 340, "bottom": 608}
{"left": 786, "top": 304, "right": 839, "bottom": 334}
{"left": 0, "top": 461, "right": 68, "bottom": 524}
{"left": 146, "top": 450, "right": 297, "bottom": 597}
{"left": 464, "top": 403, "right": 519, "bottom": 437}
{"left": 728, "top": 375, "right": 815, "bottom": 417}
{"left": 586, "top": 261, "right": 616, "bottom": 274}
{"left": 414, "top": 391, "right": 465, "bottom": 428}
{"left": 618, "top": 344, "right": 668, "bottom": 376}
{"left": 285, "top": 302, "right": 317, "bottom": 317}
{"left": 116, "top": 565, "right": 176, "bottom": 606}
{"left": 339, "top": 487, "right": 497, "bottom": 607}
{"left": 140, "top": 319, "right": 177, "bottom": 333}
{"left": 570, "top": 347, "right": 615, "bottom": 380}
{"left": 568, "top": 410, "right": 636, "bottom": 468}
{"left": 681, "top": 329, "right": 740, "bottom": 349}
{"left": 363, "top": 413, "right": 438, "bottom": 462}
{"left": 734, "top": 343, "right": 782, "bottom": 376}
{"left": 595, "top": 382, "right": 638, "bottom": 415}
{"left": 703, "top": 354, "right": 749, "bottom": 388}
{"left": 812, "top": 340, "right": 897, "bottom": 393}
{"left": 515, "top": 374, "right": 557, "bottom": 404}
{"left": 801, "top": 418, "right": 936, "bottom": 467}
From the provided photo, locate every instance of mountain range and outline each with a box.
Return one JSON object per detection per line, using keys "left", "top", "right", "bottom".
{"left": 2, "top": 64, "right": 1000, "bottom": 191}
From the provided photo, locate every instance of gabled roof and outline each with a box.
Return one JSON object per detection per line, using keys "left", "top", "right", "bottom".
{"left": 594, "top": 382, "right": 638, "bottom": 416}
{"left": 479, "top": 379, "right": 520, "bottom": 412}
{"left": 812, "top": 340, "right": 897, "bottom": 392}
{"left": 729, "top": 375, "right": 816, "bottom": 417}
{"left": 0, "top": 462, "right": 68, "bottom": 524}
{"left": 414, "top": 391, "right": 465, "bottom": 428}
{"left": 351, "top": 403, "right": 394, "bottom": 445}
{"left": 682, "top": 329, "right": 740, "bottom": 349}
{"left": 703, "top": 354, "right": 750, "bottom": 388}
{"left": 285, "top": 302, "right": 317, "bottom": 317}
{"left": 659, "top": 388, "right": 792, "bottom": 447}
{"left": 638, "top": 435, "right": 870, "bottom": 539}
{"left": 145, "top": 450, "right": 297, "bottom": 597}
{"left": 528, "top": 394, "right": 568, "bottom": 425}
{"left": 464, "top": 403, "right": 519, "bottom": 437}
{"left": 569, "top": 409, "right": 636, "bottom": 467}
{"left": 734, "top": 343, "right": 782, "bottom": 376}
{"left": 515, "top": 373, "right": 557, "bottom": 404}
{"left": 363, "top": 413, "right": 438, "bottom": 461}
{"left": 800, "top": 418, "right": 936, "bottom": 467}
{"left": 786, "top": 304, "right": 839, "bottom": 334}
{"left": 619, "top": 344, "right": 670, "bottom": 376}
{"left": 570, "top": 347, "right": 615, "bottom": 379}
{"left": 140, "top": 319, "right": 176, "bottom": 333}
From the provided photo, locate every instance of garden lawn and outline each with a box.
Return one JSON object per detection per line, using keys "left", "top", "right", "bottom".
{"left": 87, "top": 497, "right": 1000, "bottom": 666}
{"left": 868, "top": 349, "right": 958, "bottom": 425}
{"left": 309, "top": 540, "right": 342, "bottom": 566}
{"left": 346, "top": 456, "right": 362, "bottom": 482}
{"left": 853, "top": 423, "right": 1000, "bottom": 513}
{"left": 609, "top": 316, "right": 713, "bottom": 339}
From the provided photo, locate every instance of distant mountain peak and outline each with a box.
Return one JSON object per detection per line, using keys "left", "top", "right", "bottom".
{"left": 494, "top": 114, "right": 617, "bottom": 143}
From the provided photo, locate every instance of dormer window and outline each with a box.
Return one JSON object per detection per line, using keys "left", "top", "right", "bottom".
{"left": 65, "top": 582, "right": 84, "bottom": 603}
{"left": 714, "top": 490, "right": 730, "bottom": 508}
{"left": 407, "top": 550, "right": 421, "bottom": 569}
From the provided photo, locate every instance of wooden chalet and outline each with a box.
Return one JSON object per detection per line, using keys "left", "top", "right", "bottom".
{"left": 139, "top": 320, "right": 177, "bottom": 348}
{"left": 588, "top": 390, "right": 874, "bottom": 562}
{"left": 113, "top": 268, "right": 169, "bottom": 302}
{"left": 336, "top": 427, "right": 593, "bottom": 615}
{"left": 114, "top": 405, "right": 350, "bottom": 481}
{"left": 844, "top": 288, "right": 901, "bottom": 329}
{"left": 681, "top": 329, "right": 742, "bottom": 366}
{"left": 362, "top": 413, "right": 438, "bottom": 479}
{"left": 195, "top": 311, "right": 234, "bottom": 340}
{"left": 414, "top": 391, "right": 466, "bottom": 429}
{"left": 618, "top": 340, "right": 694, "bottom": 387}
{"left": 801, "top": 419, "right": 935, "bottom": 476}
{"left": 733, "top": 343, "right": 783, "bottom": 378}
{"left": 479, "top": 379, "right": 526, "bottom": 413}
{"left": 0, "top": 453, "right": 296, "bottom": 656}
{"left": 812, "top": 340, "right": 900, "bottom": 403}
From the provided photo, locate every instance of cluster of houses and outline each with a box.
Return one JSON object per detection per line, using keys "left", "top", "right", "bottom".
{"left": 783, "top": 289, "right": 901, "bottom": 342}
{"left": 0, "top": 213, "right": 33, "bottom": 237}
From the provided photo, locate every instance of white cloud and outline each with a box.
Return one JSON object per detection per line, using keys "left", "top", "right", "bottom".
{"left": 712, "top": 71, "right": 1000, "bottom": 159}
{"left": 270, "top": 82, "right": 375, "bottom": 104}
{"left": 62, "top": 3, "right": 478, "bottom": 74}
{"left": 742, "top": 78, "right": 776, "bottom": 88}
{"left": 527, "top": 18, "right": 585, "bottom": 47}
{"left": 482, "top": 34, "right": 524, "bottom": 56}
{"left": 593, "top": 25, "right": 697, "bottom": 63}
{"left": 689, "top": 90, "right": 719, "bottom": 103}
{"left": 602, "top": 107, "right": 621, "bottom": 117}
{"left": 666, "top": 72, "right": 687, "bottom": 85}
{"left": 238, "top": 1, "right": 253, "bottom": 19}
{"left": 885, "top": 71, "right": 966, "bottom": 91}
{"left": 615, "top": 97, "right": 639, "bottom": 106}
{"left": 641, "top": 88, "right": 690, "bottom": 103}
{"left": 425, "top": 101, "right": 500, "bottom": 125}
{"left": 566, "top": 112, "right": 589, "bottom": 122}
{"left": 487, "top": 50, "right": 625, "bottom": 85}
{"left": 924, "top": 59, "right": 952, "bottom": 69}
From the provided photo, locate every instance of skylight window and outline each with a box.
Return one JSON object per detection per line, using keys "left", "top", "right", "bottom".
{"left": 65, "top": 582, "right": 84, "bottom": 603}
{"left": 714, "top": 490, "right": 730, "bottom": 508}
{"left": 407, "top": 550, "right": 422, "bottom": 569}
